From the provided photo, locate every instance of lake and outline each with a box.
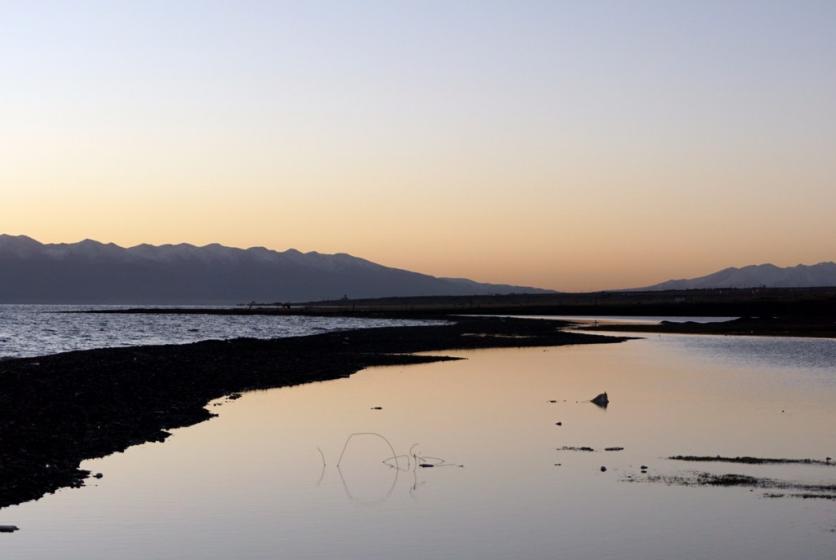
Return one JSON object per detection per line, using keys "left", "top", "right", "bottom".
{"left": 1, "top": 329, "right": 835, "bottom": 559}
{"left": 0, "top": 305, "right": 436, "bottom": 359}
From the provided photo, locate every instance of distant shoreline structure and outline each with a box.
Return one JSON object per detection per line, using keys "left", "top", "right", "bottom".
{"left": 72, "top": 286, "right": 836, "bottom": 325}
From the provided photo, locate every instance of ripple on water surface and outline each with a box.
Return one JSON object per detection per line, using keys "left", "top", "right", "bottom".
{"left": 0, "top": 305, "right": 438, "bottom": 359}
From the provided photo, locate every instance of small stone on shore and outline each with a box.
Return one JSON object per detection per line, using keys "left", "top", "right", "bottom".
{"left": 591, "top": 392, "right": 609, "bottom": 408}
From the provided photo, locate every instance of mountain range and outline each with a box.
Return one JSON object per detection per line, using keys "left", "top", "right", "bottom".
{"left": 0, "top": 235, "right": 551, "bottom": 304}
{"left": 641, "top": 262, "right": 836, "bottom": 290}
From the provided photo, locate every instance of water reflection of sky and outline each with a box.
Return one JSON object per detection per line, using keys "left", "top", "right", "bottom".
{"left": 3, "top": 335, "right": 835, "bottom": 559}
{"left": 674, "top": 334, "right": 836, "bottom": 371}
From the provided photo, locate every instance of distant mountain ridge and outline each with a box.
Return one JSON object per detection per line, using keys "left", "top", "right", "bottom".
{"left": 0, "top": 235, "right": 552, "bottom": 304}
{"left": 641, "top": 262, "right": 836, "bottom": 290}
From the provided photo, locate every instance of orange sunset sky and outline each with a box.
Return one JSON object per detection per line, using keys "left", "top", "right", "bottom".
{"left": 2, "top": 2, "right": 835, "bottom": 291}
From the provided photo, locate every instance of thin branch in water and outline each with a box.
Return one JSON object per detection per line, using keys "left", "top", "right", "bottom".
{"left": 315, "top": 446, "right": 327, "bottom": 486}
{"left": 337, "top": 432, "right": 401, "bottom": 471}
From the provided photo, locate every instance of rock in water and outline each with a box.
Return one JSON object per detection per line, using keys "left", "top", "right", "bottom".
{"left": 0, "top": 525, "right": 19, "bottom": 533}
{"left": 591, "top": 392, "right": 609, "bottom": 408}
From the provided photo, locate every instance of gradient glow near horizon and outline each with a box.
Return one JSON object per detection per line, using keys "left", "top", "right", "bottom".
{"left": 2, "top": 1, "right": 835, "bottom": 291}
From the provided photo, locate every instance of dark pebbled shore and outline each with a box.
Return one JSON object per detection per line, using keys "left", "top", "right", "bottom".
{"left": 669, "top": 455, "right": 835, "bottom": 466}
{"left": 0, "top": 316, "right": 626, "bottom": 510}
{"left": 632, "top": 472, "right": 836, "bottom": 500}
{"left": 584, "top": 316, "right": 836, "bottom": 338}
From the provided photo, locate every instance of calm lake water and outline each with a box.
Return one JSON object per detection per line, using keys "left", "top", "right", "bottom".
{"left": 2, "top": 330, "right": 835, "bottom": 559}
{"left": 0, "top": 305, "right": 436, "bottom": 359}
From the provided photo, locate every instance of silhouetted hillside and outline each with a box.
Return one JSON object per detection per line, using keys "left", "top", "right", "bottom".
{"left": 0, "top": 235, "right": 551, "bottom": 304}
{"left": 641, "top": 262, "right": 836, "bottom": 290}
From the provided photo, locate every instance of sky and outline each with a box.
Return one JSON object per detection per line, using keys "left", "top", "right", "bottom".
{"left": 2, "top": 1, "right": 835, "bottom": 291}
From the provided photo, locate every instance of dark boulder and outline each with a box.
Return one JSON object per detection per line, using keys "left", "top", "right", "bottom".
{"left": 591, "top": 392, "right": 609, "bottom": 408}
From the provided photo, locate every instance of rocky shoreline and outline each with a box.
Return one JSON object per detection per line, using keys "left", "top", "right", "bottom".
{"left": 0, "top": 316, "right": 626, "bottom": 510}
{"left": 583, "top": 315, "right": 836, "bottom": 338}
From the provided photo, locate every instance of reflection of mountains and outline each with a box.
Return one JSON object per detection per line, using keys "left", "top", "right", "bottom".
{"left": 0, "top": 234, "right": 550, "bottom": 303}
{"left": 325, "top": 432, "right": 463, "bottom": 504}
